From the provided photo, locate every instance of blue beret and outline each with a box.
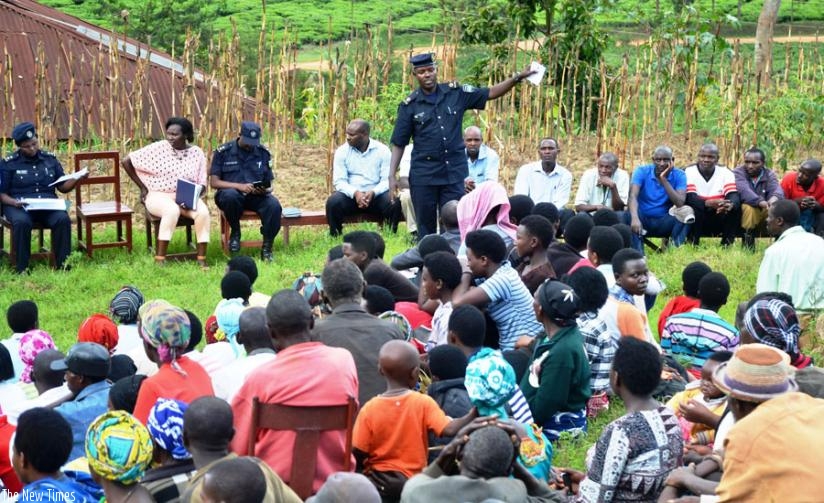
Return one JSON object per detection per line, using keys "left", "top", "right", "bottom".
{"left": 12, "top": 122, "right": 36, "bottom": 144}
{"left": 410, "top": 53, "right": 435, "bottom": 68}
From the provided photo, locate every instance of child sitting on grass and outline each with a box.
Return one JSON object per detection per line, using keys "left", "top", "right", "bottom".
{"left": 657, "top": 261, "right": 712, "bottom": 338}
{"left": 353, "top": 340, "right": 477, "bottom": 500}
{"left": 666, "top": 351, "right": 732, "bottom": 452}
{"left": 514, "top": 215, "right": 557, "bottom": 294}
{"left": 420, "top": 251, "right": 463, "bottom": 350}
{"left": 453, "top": 230, "right": 543, "bottom": 351}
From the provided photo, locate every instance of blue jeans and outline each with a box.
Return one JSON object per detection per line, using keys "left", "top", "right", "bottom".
{"left": 625, "top": 212, "right": 689, "bottom": 253}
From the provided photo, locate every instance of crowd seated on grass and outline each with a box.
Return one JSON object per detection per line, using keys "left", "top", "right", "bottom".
{"left": 4, "top": 141, "right": 824, "bottom": 502}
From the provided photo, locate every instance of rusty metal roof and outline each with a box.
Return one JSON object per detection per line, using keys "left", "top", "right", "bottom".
{"left": 0, "top": 0, "right": 255, "bottom": 141}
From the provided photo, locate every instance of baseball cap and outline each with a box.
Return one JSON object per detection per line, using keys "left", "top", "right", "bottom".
{"left": 50, "top": 342, "right": 111, "bottom": 378}
{"left": 239, "top": 121, "right": 262, "bottom": 146}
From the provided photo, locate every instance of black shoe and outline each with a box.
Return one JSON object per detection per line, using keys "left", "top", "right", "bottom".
{"left": 261, "top": 242, "right": 274, "bottom": 262}
{"left": 229, "top": 232, "right": 241, "bottom": 253}
{"left": 742, "top": 231, "right": 756, "bottom": 251}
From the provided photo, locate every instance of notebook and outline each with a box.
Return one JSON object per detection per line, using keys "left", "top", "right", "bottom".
{"left": 176, "top": 179, "right": 203, "bottom": 210}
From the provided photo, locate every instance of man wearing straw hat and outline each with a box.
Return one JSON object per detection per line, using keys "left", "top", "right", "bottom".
{"left": 388, "top": 53, "right": 534, "bottom": 240}
{"left": 660, "top": 344, "right": 824, "bottom": 502}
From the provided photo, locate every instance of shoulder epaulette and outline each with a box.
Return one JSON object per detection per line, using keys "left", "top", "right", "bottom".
{"left": 39, "top": 150, "right": 56, "bottom": 158}
{"left": 256, "top": 144, "right": 270, "bottom": 153}
{"left": 447, "top": 81, "right": 461, "bottom": 89}
{"left": 3, "top": 153, "right": 18, "bottom": 162}
{"left": 215, "top": 141, "right": 234, "bottom": 153}
{"left": 402, "top": 90, "right": 419, "bottom": 105}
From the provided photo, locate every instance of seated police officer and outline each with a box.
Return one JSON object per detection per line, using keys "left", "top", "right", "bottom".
{"left": 0, "top": 122, "right": 87, "bottom": 273}
{"left": 210, "top": 122, "right": 282, "bottom": 261}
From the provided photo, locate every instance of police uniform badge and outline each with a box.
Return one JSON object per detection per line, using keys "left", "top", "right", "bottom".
{"left": 461, "top": 84, "right": 477, "bottom": 92}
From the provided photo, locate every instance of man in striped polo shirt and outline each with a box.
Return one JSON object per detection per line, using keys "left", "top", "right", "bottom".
{"left": 661, "top": 272, "right": 740, "bottom": 378}
{"left": 684, "top": 143, "right": 741, "bottom": 246}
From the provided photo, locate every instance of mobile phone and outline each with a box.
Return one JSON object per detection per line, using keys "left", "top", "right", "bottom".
{"left": 562, "top": 472, "right": 573, "bottom": 489}
{"left": 252, "top": 180, "right": 270, "bottom": 189}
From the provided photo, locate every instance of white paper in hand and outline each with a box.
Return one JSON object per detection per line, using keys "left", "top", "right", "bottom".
{"left": 49, "top": 168, "right": 88, "bottom": 187}
{"left": 526, "top": 61, "right": 546, "bottom": 86}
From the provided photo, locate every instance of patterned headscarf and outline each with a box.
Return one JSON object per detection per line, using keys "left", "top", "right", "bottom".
{"left": 138, "top": 300, "right": 190, "bottom": 374}
{"left": 744, "top": 299, "right": 801, "bottom": 357}
{"left": 77, "top": 314, "right": 120, "bottom": 354}
{"left": 147, "top": 398, "right": 190, "bottom": 460}
{"left": 109, "top": 286, "right": 144, "bottom": 325}
{"left": 86, "top": 410, "right": 154, "bottom": 485}
{"left": 465, "top": 347, "right": 518, "bottom": 417}
{"left": 19, "top": 329, "right": 56, "bottom": 383}
{"left": 214, "top": 298, "right": 245, "bottom": 357}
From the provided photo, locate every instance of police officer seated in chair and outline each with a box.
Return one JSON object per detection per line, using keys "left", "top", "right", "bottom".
{"left": 0, "top": 122, "right": 88, "bottom": 273}
{"left": 210, "top": 121, "right": 282, "bottom": 261}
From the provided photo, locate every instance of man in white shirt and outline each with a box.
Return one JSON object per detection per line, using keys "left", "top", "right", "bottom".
{"left": 757, "top": 199, "right": 824, "bottom": 311}
{"left": 513, "top": 138, "right": 573, "bottom": 209}
{"left": 325, "top": 119, "right": 394, "bottom": 236}
{"left": 211, "top": 307, "right": 276, "bottom": 403}
{"left": 684, "top": 143, "right": 741, "bottom": 246}
{"left": 574, "top": 152, "right": 630, "bottom": 216}
{"left": 463, "top": 126, "right": 500, "bottom": 192}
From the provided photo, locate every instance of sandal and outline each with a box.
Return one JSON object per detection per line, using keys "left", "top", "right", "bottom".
{"left": 197, "top": 255, "right": 209, "bottom": 270}
{"left": 154, "top": 255, "right": 166, "bottom": 266}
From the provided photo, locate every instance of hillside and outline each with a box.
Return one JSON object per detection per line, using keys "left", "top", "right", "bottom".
{"left": 40, "top": 0, "right": 824, "bottom": 51}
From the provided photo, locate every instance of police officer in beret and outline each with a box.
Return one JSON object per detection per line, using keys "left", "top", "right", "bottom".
{"left": 0, "top": 122, "right": 87, "bottom": 273}
{"left": 388, "top": 53, "right": 535, "bottom": 239}
{"left": 210, "top": 121, "right": 282, "bottom": 261}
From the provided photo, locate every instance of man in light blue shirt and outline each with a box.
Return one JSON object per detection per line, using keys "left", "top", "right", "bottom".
{"left": 464, "top": 126, "right": 500, "bottom": 192}
{"left": 326, "top": 119, "right": 395, "bottom": 236}
{"left": 51, "top": 342, "right": 112, "bottom": 461}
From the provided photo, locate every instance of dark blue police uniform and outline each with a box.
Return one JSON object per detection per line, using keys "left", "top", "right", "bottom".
{"left": 210, "top": 140, "right": 282, "bottom": 243}
{"left": 0, "top": 150, "right": 72, "bottom": 271}
{"left": 390, "top": 82, "right": 489, "bottom": 238}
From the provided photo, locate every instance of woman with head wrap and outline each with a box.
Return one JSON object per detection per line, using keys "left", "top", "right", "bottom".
{"left": 110, "top": 285, "right": 158, "bottom": 378}
{"left": 86, "top": 410, "right": 154, "bottom": 502}
{"left": 520, "top": 279, "right": 592, "bottom": 441}
{"left": 743, "top": 298, "right": 813, "bottom": 369}
{"left": 456, "top": 181, "right": 518, "bottom": 256}
{"left": 202, "top": 298, "right": 246, "bottom": 368}
{"left": 464, "top": 344, "right": 553, "bottom": 482}
{"left": 132, "top": 300, "right": 214, "bottom": 424}
{"left": 141, "top": 398, "right": 196, "bottom": 502}
{"left": 77, "top": 314, "right": 119, "bottom": 355}
{"left": 18, "top": 329, "right": 55, "bottom": 384}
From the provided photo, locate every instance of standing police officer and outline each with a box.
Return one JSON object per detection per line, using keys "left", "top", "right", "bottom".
{"left": 388, "top": 53, "right": 534, "bottom": 239}
{"left": 210, "top": 121, "right": 282, "bottom": 262}
{"left": 0, "top": 122, "right": 86, "bottom": 273}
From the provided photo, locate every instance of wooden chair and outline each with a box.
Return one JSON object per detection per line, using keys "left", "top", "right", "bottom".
{"left": 144, "top": 209, "right": 197, "bottom": 260}
{"left": 0, "top": 213, "right": 54, "bottom": 268}
{"left": 73, "top": 151, "right": 133, "bottom": 257}
{"left": 219, "top": 209, "right": 264, "bottom": 253}
{"left": 246, "top": 396, "right": 357, "bottom": 499}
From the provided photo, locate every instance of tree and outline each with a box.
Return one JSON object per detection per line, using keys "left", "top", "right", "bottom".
{"left": 755, "top": 0, "right": 781, "bottom": 88}
{"left": 89, "top": 0, "right": 216, "bottom": 57}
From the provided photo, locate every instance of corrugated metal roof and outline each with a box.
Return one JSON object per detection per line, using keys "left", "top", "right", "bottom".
{"left": 0, "top": 0, "right": 256, "bottom": 141}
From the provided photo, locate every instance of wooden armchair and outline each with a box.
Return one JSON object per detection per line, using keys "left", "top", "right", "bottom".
{"left": 74, "top": 151, "right": 133, "bottom": 257}
{"left": 246, "top": 396, "right": 357, "bottom": 499}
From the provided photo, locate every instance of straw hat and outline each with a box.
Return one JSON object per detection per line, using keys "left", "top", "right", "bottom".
{"left": 712, "top": 343, "right": 798, "bottom": 403}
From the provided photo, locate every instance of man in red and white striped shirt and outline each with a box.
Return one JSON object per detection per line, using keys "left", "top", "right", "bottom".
{"left": 684, "top": 143, "right": 741, "bottom": 246}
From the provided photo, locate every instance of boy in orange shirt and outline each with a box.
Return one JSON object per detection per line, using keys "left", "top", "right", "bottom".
{"left": 353, "top": 340, "right": 476, "bottom": 499}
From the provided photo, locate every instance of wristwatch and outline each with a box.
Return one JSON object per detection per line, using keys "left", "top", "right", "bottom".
{"left": 512, "top": 72, "right": 524, "bottom": 83}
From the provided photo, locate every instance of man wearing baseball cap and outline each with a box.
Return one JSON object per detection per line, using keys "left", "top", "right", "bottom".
{"left": 210, "top": 121, "right": 282, "bottom": 261}
{"left": 51, "top": 342, "right": 112, "bottom": 461}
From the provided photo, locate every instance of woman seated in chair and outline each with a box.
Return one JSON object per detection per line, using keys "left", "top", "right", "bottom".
{"left": 122, "top": 117, "right": 210, "bottom": 268}
{"left": 0, "top": 122, "right": 88, "bottom": 273}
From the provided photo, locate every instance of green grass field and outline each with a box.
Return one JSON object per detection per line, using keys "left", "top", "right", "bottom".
{"left": 1, "top": 216, "right": 807, "bottom": 469}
